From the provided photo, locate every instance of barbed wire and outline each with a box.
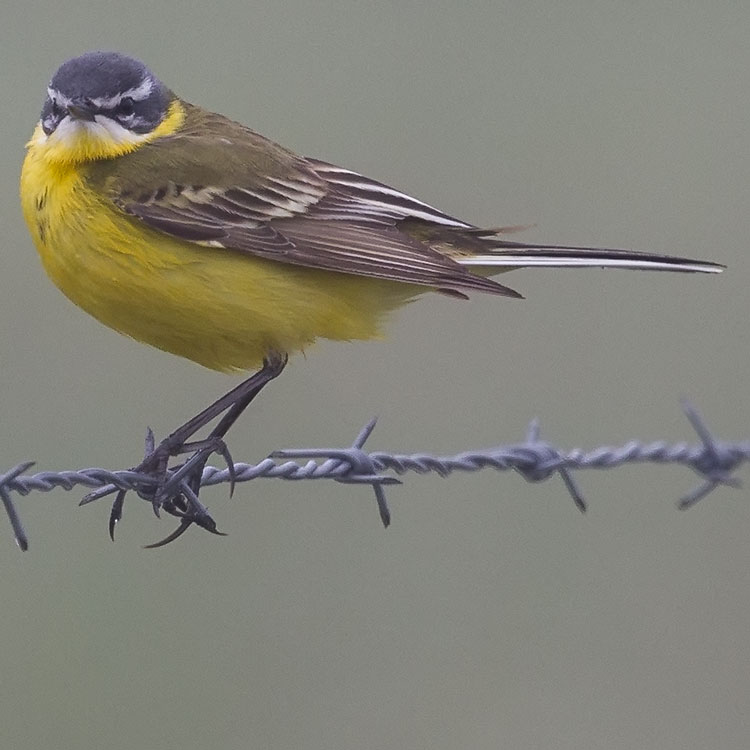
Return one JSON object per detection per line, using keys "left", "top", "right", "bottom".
{"left": 0, "top": 400, "right": 746, "bottom": 551}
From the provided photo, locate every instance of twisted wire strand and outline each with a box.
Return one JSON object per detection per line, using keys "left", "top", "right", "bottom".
{"left": 0, "top": 401, "right": 745, "bottom": 550}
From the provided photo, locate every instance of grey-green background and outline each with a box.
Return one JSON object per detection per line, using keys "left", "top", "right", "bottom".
{"left": 0, "top": 2, "right": 747, "bottom": 748}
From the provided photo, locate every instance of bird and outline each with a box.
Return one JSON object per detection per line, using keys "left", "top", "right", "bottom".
{"left": 20, "top": 51, "right": 723, "bottom": 543}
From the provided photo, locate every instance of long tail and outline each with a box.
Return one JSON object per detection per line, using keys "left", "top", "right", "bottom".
{"left": 456, "top": 241, "right": 724, "bottom": 274}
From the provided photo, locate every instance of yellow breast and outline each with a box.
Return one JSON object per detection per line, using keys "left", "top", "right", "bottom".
{"left": 20, "top": 125, "right": 418, "bottom": 371}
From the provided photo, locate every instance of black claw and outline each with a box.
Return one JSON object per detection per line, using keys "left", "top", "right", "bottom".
{"left": 143, "top": 517, "right": 194, "bottom": 548}
{"left": 215, "top": 441, "right": 237, "bottom": 497}
{"left": 177, "top": 479, "right": 211, "bottom": 520}
{"left": 108, "top": 489, "right": 126, "bottom": 541}
{"left": 193, "top": 512, "right": 227, "bottom": 537}
{"left": 142, "top": 505, "right": 227, "bottom": 548}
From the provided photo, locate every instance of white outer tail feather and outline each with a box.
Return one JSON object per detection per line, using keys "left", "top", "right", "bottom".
{"left": 457, "top": 253, "right": 723, "bottom": 274}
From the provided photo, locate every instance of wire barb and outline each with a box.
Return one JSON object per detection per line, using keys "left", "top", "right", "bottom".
{"left": 272, "top": 417, "right": 396, "bottom": 527}
{"left": 0, "top": 400, "right": 745, "bottom": 549}
{"left": 0, "top": 461, "right": 34, "bottom": 550}
{"left": 677, "top": 399, "right": 744, "bottom": 508}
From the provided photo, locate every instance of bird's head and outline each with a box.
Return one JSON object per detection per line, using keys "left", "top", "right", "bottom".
{"left": 31, "top": 51, "right": 183, "bottom": 164}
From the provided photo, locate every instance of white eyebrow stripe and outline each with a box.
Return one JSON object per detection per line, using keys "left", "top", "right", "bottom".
{"left": 47, "top": 77, "right": 154, "bottom": 110}
{"left": 88, "top": 78, "right": 154, "bottom": 108}
{"left": 48, "top": 87, "right": 73, "bottom": 107}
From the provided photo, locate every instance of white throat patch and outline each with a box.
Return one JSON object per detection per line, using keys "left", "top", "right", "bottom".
{"left": 46, "top": 114, "right": 151, "bottom": 147}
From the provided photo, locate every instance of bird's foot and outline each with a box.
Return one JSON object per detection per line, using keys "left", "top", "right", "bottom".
{"left": 121, "top": 430, "right": 235, "bottom": 546}
{"left": 82, "top": 353, "right": 287, "bottom": 546}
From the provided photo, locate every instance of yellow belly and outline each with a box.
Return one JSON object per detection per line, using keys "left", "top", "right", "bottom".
{"left": 20, "top": 153, "right": 419, "bottom": 372}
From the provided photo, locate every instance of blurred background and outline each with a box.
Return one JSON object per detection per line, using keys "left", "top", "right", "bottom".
{"left": 0, "top": 2, "right": 748, "bottom": 748}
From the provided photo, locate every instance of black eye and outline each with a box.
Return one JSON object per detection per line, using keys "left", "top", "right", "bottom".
{"left": 116, "top": 97, "right": 135, "bottom": 117}
{"left": 50, "top": 99, "right": 61, "bottom": 117}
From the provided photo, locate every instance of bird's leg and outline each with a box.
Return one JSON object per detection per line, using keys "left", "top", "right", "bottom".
{"left": 145, "top": 352, "right": 287, "bottom": 469}
{"left": 165, "top": 354, "right": 288, "bottom": 497}
{"left": 134, "top": 352, "right": 287, "bottom": 528}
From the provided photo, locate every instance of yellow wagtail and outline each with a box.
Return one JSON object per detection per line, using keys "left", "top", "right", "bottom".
{"left": 20, "top": 52, "right": 722, "bottom": 542}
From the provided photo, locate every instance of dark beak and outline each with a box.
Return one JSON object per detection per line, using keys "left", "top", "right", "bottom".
{"left": 66, "top": 103, "right": 97, "bottom": 122}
